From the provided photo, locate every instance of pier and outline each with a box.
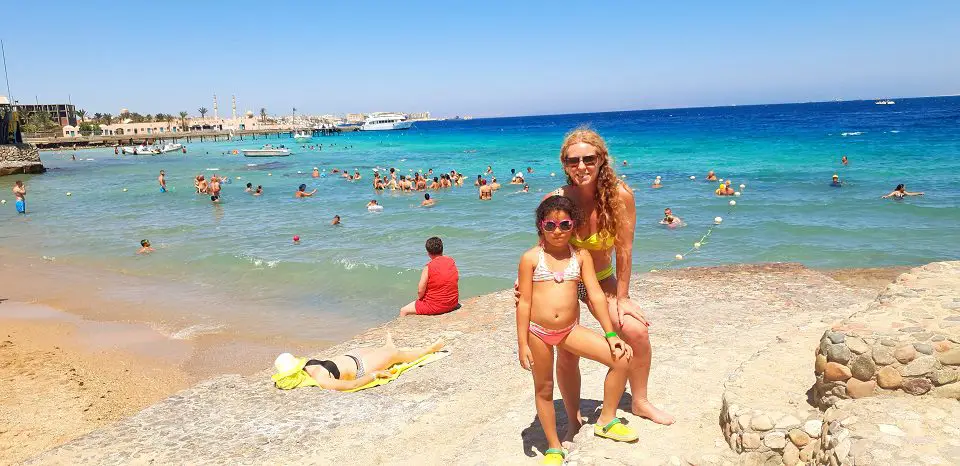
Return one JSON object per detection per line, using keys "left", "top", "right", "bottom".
{"left": 25, "top": 127, "right": 356, "bottom": 150}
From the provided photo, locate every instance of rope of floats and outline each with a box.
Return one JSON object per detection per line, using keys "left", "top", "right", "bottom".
{"left": 647, "top": 178, "right": 747, "bottom": 272}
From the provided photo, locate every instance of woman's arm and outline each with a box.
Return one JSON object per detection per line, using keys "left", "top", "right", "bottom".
{"left": 614, "top": 184, "right": 637, "bottom": 300}
{"left": 578, "top": 250, "right": 614, "bottom": 334}
{"left": 315, "top": 373, "right": 377, "bottom": 391}
{"left": 881, "top": 191, "right": 895, "bottom": 198}
{"left": 417, "top": 266, "right": 429, "bottom": 299}
{"left": 906, "top": 191, "right": 924, "bottom": 196}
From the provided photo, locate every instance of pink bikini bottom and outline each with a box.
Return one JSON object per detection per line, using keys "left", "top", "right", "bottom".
{"left": 529, "top": 320, "right": 577, "bottom": 346}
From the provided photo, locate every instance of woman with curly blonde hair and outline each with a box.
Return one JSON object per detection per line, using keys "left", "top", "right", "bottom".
{"left": 538, "top": 127, "right": 673, "bottom": 440}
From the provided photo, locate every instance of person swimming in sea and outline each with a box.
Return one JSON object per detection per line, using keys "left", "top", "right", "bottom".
{"left": 881, "top": 184, "right": 924, "bottom": 199}
{"left": 312, "top": 167, "right": 320, "bottom": 178}
{"left": 295, "top": 184, "right": 317, "bottom": 198}
{"left": 841, "top": 155, "right": 849, "bottom": 166}
{"left": 421, "top": 193, "right": 436, "bottom": 207}
{"left": 137, "top": 239, "right": 155, "bottom": 255}
{"left": 254, "top": 185, "right": 263, "bottom": 196}
{"left": 659, "top": 208, "right": 683, "bottom": 228}
{"left": 831, "top": 174, "right": 842, "bottom": 187}
{"left": 331, "top": 215, "right": 341, "bottom": 225}
{"left": 706, "top": 170, "right": 718, "bottom": 181}
{"left": 651, "top": 177, "right": 663, "bottom": 189}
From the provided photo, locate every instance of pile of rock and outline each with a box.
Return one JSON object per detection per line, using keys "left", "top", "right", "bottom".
{"left": 814, "top": 262, "right": 960, "bottom": 406}
{"left": 0, "top": 143, "right": 44, "bottom": 176}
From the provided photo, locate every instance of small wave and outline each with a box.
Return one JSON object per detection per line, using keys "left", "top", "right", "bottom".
{"left": 206, "top": 167, "right": 220, "bottom": 171}
{"left": 236, "top": 254, "right": 280, "bottom": 268}
{"left": 167, "top": 323, "right": 225, "bottom": 340}
{"left": 247, "top": 163, "right": 258, "bottom": 167}
{"left": 840, "top": 132, "right": 863, "bottom": 136}
{"left": 332, "top": 257, "right": 379, "bottom": 271}
{"left": 888, "top": 130, "right": 901, "bottom": 133}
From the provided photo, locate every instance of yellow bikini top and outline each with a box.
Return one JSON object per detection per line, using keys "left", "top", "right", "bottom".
{"left": 570, "top": 231, "right": 615, "bottom": 251}
{"left": 550, "top": 188, "right": 616, "bottom": 251}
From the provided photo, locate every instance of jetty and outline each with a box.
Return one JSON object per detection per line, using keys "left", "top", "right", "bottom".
{"left": 24, "top": 127, "right": 356, "bottom": 151}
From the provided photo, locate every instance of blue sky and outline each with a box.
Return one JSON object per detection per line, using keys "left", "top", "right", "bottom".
{"left": 3, "top": 1, "right": 959, "bottom": 118}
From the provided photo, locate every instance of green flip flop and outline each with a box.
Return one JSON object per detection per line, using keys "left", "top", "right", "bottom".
{"left": 542, "top": 448, "right": 566, "bottom": 465}
{"left": 594, "top": 418, "right": 639, "bottom": 443}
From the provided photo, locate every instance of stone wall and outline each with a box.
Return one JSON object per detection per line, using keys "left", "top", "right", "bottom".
{"left": 0, "top": 143, "right": 45, "bottom": 176}
{"left": 720, "top": 261, "right": 960, "bottom": 465}
{"left": 813, "top": 262, "right": 960, "bottom": 406}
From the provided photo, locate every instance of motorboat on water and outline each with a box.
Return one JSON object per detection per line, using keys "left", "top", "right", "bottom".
{"left": 874, "top": 99, "right": 896, "bottom": 105}
{"left": 293, "top": 130, "right": 312, "bottom": 142}
{"left": 120, "top": 143, "right": 184, "bottom": 155}
{"left": 359, "top": 112, "right": 414, "bottom": 131}
{"left": 242, "top": 144, "right": 291, "bottom": 157}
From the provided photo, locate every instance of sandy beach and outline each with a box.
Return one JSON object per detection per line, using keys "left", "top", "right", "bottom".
{"left": 0, "top": 251, "right": 909, "bottom": 464}
{"left": 0, "top": 251, "right": 339, "bottom": 464}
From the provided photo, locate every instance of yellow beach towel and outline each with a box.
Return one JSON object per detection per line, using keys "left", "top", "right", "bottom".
{"left": 345, "top": 350, "right": 450, "bottom": 392}
{"left": 272, "top": 350, "right": 450, "bottom": 391}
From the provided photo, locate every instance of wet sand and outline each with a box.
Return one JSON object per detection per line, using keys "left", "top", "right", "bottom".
{"left": 0, "top": 251, "right": 338, "bottom": 464}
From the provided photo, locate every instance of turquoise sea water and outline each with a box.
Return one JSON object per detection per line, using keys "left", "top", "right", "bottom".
{"left": 2, "top": 97, "right": 959, "bottom": 336}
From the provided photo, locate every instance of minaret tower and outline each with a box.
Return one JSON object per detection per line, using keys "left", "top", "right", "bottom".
{"left": 213, "top": 94, "right": 219, "bottom": 120}
{"left": 231, "top": 95, "right": 237, "bottom": 120}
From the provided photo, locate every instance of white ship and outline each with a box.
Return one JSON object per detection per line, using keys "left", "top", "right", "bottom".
{"left": 874, "top": 99, "right": 896, "bottom": 105}
{"left": 120, "top": 143, "right": 182, "bottom": 155}
{"left": 242, "top": 144, "right": 291, "bottom": 157}
{"left": 359, "top": 112, "right": 414, "bottom": 131}
{"left": 293, "top": 130, "right": 312, "bottom": 142}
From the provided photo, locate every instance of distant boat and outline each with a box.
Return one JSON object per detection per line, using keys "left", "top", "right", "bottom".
{"left": 242, "top": 144, "right": 291, "bottom": 157}
{"left": 293, "top": 130, "right": 312, "bottom": 142}
{"left": 360, "top": 112, "right": 414, "bottom": 131}
{"left": 875, "top": 99, "right": 896, "bottom": 105}
{"left": 120, "top": 143, "right": 181, "bottom": 155}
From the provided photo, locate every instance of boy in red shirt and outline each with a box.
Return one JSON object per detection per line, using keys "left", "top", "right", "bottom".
{"left": 400, "top": 237, "right": 460, "bottom": 316}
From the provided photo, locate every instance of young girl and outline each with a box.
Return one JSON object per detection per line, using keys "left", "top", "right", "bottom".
{"left": 517, "top": 195, "right": 638, "bottom": 465}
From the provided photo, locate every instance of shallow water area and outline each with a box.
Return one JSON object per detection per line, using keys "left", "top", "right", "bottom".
{"left": 2, "top": 97, "right": 959, "bottom": 341}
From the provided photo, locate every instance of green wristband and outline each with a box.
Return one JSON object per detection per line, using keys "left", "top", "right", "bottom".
{"left": 605, "top": 331, "right": 618, "bottom": 339}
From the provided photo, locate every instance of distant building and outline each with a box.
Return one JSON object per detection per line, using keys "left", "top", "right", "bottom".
{"left": 407, "top": 112, "right": 431, "bottom": 120}
{"left": 346, "top": 113, "right": 366, "bottom": 124}
{"left": 18, "top": 103, "right": 77, "bottom": 127}
{"left": 87, "top": 121, "right": 182, "bottom": 137}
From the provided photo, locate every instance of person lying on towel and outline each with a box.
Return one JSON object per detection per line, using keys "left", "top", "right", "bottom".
{"left": 272, "top": 333, "right": 445, "bottom": 391}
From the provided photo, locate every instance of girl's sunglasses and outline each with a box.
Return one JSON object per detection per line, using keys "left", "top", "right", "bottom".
{"left": 541, "top": 220, "right": 574, "bottom": 232}
{"left": 563, "top": 155, "right": 599, "bottom": 167}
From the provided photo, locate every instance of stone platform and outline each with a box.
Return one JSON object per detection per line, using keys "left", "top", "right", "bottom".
{"left": 719, "top": 261, "right": 960, "bottom": 465}
{"left": 0, "top": 144, "right": 44, "bottom": 176}
{"left": 27, "top": 264, "right": 878, "bottom": 465}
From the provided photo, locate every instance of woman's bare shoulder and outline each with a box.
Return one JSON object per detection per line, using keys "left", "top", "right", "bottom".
{"left": 542, "top": 185, "right": 567, "bottom": 200}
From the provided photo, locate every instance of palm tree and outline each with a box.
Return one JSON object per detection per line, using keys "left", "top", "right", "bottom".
{"left": 179, "top": 111, "right": 188, "bottom": 131}
{"left": 198, "top": 107, "right": 208, "bottom": 119}
{"left": 260, "top": 107, "right": 267, "bottom": 123}
{"left": 93, "top": 112, "right": 102, "bottom": 122}
{"left": 75, "top": 109, "right": 87, "bottom": 123}
{"left": 103, "top": 113, "right": 113, "bottom": 125}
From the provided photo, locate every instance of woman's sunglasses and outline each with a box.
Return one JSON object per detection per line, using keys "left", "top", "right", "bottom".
{"left": 564, "top": 155, "right": 599, "bottom": 167}
{"left": 541, "top": 220, "right": 574, "bottom": 232}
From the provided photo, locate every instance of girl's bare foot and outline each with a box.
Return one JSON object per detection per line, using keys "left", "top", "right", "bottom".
{"left": 632, "top": 399, "right": 674, "bottom": 425}
{"left": 561, "top": 418, "right": 583, "bottom": 447}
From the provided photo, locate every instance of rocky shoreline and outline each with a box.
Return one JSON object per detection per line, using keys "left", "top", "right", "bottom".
{"left": 26, "top": 262, "right": 950, "bottom": 465}
{"left": 0, "top": 143, "right": 45, "bottom": 176}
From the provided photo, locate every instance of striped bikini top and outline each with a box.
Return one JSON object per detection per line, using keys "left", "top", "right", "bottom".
{"left": 533, "top": 245, "right": 581, "bottom": 283}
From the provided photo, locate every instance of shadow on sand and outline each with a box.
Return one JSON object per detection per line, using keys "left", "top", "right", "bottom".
{"left": 520, "top": 392, "right": 635, "bottom": 458}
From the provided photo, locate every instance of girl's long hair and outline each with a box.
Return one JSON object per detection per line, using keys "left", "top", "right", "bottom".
{"left": 560, "top": 127, "right": 625, "bottom": 242}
